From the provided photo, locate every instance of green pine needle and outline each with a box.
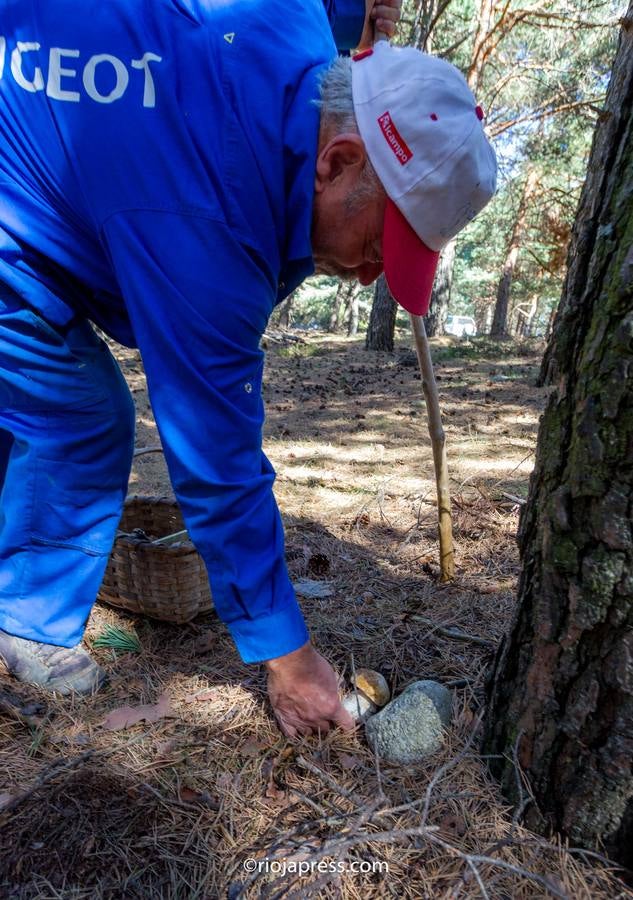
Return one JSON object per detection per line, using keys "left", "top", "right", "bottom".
{"left": 93, "top": 624, "right": 141, "bottom": 653}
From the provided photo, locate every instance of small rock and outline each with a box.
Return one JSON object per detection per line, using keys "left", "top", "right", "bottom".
{"left": 342, "top": 691, "right": 377, "bottom": 722}
{"left": 403, "top": 680, "right": 453, "bottom": 725}
{"left": 365, "top": 680, "right": 453, "bottom": 764}
{"left": 353, "top": 669, "right": 390, "bottom": 707}
{"left": 293, "top": 578, "right": 334, "bottom": 598}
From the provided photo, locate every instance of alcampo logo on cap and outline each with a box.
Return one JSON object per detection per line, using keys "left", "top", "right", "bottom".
{"left": 377, "top": 111, "right": 412, "bottom": 166}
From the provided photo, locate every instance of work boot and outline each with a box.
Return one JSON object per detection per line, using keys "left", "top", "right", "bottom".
{"left": 0, "top": 629, "right": 106, "bottom": 696}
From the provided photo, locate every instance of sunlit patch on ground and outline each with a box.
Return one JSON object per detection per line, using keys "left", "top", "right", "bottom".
{"left": 0, "top": 333, "right": 623, "bottom": 899}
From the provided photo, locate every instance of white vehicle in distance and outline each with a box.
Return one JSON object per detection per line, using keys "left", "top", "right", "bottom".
{"left": 445, "top": 314, "right": 477, "bottom": 337}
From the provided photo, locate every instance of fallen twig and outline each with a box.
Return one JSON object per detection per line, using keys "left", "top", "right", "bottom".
{"left": 295, "top": 754, "right": 361, "bottom": 805}
{"left": 409, "top": 615, "right": 496, "bottom": 649}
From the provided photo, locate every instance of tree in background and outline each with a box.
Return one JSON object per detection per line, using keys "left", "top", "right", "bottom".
{"left": 490, "top": 167, "right": 539, "bottom": 336}
{"left": 365, "top": 275, "right": 398, "bottom": 350}
{"left": 483, "top": 9, "right": 633, "bottom": 864}
{"left": 328, "top": 281, "right": 354, "bottom": 332}
{"left": 424, "top": 243, "right": 454, "bottom": 336}
{"left": 347, "top": 284, "right": 361, "bottom": 336}
{"left": 277, "top": 291, "right": 295, "bottom": 328}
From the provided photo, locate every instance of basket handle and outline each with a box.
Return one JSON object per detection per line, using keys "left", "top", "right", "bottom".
{"left": 133, "top": 444, "right": 163, "bottom": 458}
{"left": 128, "top": 448, "right": 189, "bottom": 544}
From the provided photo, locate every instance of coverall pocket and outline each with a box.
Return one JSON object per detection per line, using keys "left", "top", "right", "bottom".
{"left": 31, "top": 457, "right": 119, "bottom": 556}
{"left": 0, "top": 302, "right": 112, "bottom": 411}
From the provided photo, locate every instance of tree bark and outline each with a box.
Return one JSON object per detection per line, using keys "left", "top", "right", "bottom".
{"left": 328, "top": 280, "right": 351, "bottom": 333}
{"left": 347, "top": 287, "right": 360, "bottom": 337}
{"left": 467, "top": 0, "right": 495, "bottom": 93}
{"left": 277, "top": 290, "right": 295, "bottom": 328}
{"left": 365, "top": 275, "right": 397, "bottom": 351}
{"left": 490, "top": 169, "right": 539, "bottom": 337}
{"left": 424, "top": 240, "right": 455, "bottom": 337}
{"left": 483, "top": 11, "right": 633, "bottom": 866}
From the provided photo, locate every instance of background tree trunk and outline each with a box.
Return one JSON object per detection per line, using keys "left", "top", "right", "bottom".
{"left": 347, "top": 287, "right": 360, "bottom": 337}
{"left": 365, "top": 275, "right": 397, "bottom": 351}
{"left": 483, "top": 12, "right": 633, "bottom": 866}
{"left": 277, "top": 291, "right": 295, "bottom": 328}
{"left": 424, "top": 240, "right": 455, "bottom": 337}
{"left": 490, "top": 169, "right": 539, "bottom": 337}
{"left": 329, "top": 280, "right": 351, "bottom": 333}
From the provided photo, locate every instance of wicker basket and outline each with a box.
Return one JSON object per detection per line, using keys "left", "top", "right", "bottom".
{"left": 98, "top": 495, "right": 213, "bottom": 623}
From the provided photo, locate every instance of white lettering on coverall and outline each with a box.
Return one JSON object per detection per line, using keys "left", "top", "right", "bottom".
{"left": 0, "top": 38, "right": 162, "bottom": 108}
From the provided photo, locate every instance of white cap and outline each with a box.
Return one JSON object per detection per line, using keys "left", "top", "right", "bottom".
{"left": 351, "top": 42, "right": 497, "bottom": 315}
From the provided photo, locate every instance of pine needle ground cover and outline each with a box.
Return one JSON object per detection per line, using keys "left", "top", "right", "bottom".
{"left": 0, "top": 334, "right": 628, "bottom": 899}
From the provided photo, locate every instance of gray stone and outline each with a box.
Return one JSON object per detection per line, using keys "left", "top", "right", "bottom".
{"left": 402, "top": 680, "right": 453, "bottom": 726}
{"left": 365, "top": 680, "right": 453, "bottom": 764}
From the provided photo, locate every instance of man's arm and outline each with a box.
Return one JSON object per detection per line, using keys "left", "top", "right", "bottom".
{"left": 324, "top": 0, "right": 401, "bottom": 51}
{"left": 102, "top": 210, "right": 353, "bottom": 736}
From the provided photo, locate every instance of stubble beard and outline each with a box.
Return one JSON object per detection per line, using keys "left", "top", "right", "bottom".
{"left": 311, "top": 187, "right": 372, "bottom": 280}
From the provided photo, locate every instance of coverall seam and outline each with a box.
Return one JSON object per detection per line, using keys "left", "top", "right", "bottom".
{"left": 98, "top": 207, "right": 261, "bottom": 281}
{"left": 29, "top": 536, "right": 108, "bottom": 557}
{"left": 14, "top": 430, "right": 37, "bottom": 609}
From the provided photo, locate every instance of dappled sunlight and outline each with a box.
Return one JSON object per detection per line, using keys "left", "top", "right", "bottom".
{"left": 452, "top": 454, "right": 534, "bottom": 475}
{"left": 4, "top": 333, "right": 622, "bottom": 898}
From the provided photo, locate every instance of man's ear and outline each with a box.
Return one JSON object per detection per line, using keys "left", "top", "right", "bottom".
{"left": 314, "top": 133, "right": 367, "bottom": 195}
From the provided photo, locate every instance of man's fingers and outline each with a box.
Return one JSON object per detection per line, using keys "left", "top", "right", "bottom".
{"left": 276, "top": 709, "right": 325, "bottom": 739}
{"left": 371, "top": 4, "right": 400, "bottom": 17}
{"left": 266, "top": 645, "right": 359, "bottom": 738}
{"left": 276, "top": 716, "right": 298, "bottom": 739}
{"left": 313, "top": 718, "right": 333, "bottom": 734}
{"left": 375, "top": 20, "right": 396, "bottom": 36}
{"left": 331, "top": 703, "right": 356, "bottom": 731}
{"left": 371, "top": 5, "right": 399, "bottom": 38}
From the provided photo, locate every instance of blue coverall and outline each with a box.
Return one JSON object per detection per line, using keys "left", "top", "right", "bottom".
{"left": 0, "top": 0, "right": 365, "bottom": 662}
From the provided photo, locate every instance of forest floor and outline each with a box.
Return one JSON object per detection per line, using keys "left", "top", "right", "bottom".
{"left": 1, "top": 331, "right": 630, "bottom": 899}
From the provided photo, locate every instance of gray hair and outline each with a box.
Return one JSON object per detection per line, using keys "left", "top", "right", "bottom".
{"left": 315, "top": 56, "right": 358, "bottom": 134}
{"left": 315, "top": 57, "right": 382, "bottom": 209}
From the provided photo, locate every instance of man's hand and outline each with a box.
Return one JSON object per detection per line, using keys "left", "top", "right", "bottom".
{"left": 358, "top": 0, "right": 402, "bottom": 50}
{"left": 265, "top": 642, "right": 355, "bottom": 738}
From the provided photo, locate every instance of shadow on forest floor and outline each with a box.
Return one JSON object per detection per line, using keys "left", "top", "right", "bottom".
{"left": 2, "top": 332, "right": 625, "bottom": 898}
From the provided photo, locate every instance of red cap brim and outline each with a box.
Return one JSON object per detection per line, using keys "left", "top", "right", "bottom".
{"left": 383, "top": 198, "right": 440, "bottom": 316}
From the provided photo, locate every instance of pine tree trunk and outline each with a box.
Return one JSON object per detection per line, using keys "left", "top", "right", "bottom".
{"left": 365, "top": 275, "right": 397, "bottom": 351}
{"left": 329, "top": 280, "right": 350, "bottom": 333}
{"left": 467, "top": 0, "right": 495, "bottom": 93}
{"left": 424, "top": 241, "right": 455, "bottom": 337}
{"left": 347, "top": 288, "right": 360, "bottom": 337}
{"left": 483, "top": 12, "right": 633, "bottom": 866}
{"left": 490, "top": 169, "right": 539, "bottom": 337}
{"left": 277, "top": 291, "right": 295, "bottom": 328}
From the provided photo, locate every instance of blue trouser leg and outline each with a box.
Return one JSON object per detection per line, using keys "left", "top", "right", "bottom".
{"left": 0, "top": 293, "right": 135, "bottom": 647}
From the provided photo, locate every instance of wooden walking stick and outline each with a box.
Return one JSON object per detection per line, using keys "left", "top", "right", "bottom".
{"left": 410, "top": 314, "right": 455, "bottom": 582}
{"left": 370, "top": 30, "right": 455, "bottom": 582}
